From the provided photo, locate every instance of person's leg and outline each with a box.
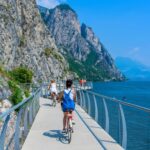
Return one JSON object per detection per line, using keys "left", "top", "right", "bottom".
{"left": 51, "top": 92, "right": 56, "bottom": 105}
{"left": 63, "top": 112, "right": 67, "bottom": 130}
{"left": 71, "top": 111, "right": 75, "bottom": 125}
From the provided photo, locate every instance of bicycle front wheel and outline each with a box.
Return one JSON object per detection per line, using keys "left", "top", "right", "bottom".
{"left": 67, "top": 128, "right": 72, "bottom": 144}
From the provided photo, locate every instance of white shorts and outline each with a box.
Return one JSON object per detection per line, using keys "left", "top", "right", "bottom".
{"left": 50, "top": 88, "right": 57, "bottom": 95}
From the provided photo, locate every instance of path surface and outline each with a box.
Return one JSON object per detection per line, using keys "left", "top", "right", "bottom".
{"left": 22, "top": 98, "right": 123, "bottom": 150}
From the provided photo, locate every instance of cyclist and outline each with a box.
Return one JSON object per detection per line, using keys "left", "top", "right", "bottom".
{"left": 57, "top": 79, "right": 76, "bottom": 133}
{"left": 48, "top": 80, "right": 57, "bottom": 105}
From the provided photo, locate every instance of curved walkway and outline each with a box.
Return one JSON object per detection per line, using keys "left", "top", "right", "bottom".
{"left": 22, "top": 98, "right": 123, "bottom": 150}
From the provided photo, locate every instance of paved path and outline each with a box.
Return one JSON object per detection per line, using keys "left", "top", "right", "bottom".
{"left": 22, "top": 98, "right": 123, "bottom": 150}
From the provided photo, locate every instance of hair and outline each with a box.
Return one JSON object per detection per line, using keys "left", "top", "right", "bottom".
{"left": 51, "top": 80, "right": 55, "bottom": 83}
{"left": 66, "top": 79, "right": 73, "bottom": 88}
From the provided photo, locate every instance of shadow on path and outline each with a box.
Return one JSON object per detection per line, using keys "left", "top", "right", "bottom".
{"left": 42, "top": 103, "right": 53, "bottom": 107}
{"left": 43, "top": 130, "right": 69, "bottom": 144}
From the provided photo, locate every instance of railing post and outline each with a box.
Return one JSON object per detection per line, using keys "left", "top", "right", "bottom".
{"left": 82, "top": 91, "right": 86, "bottom": 110}
{"left": 86, "top": 92, "right": 91, "bottom": 115}
{"left": 29, "top": 101, "right": 33, "bottom": 125}
{"left": 0, "top": 115, "right": 10, "bottom": 150}
{"left": 102, "top": 98, "right": 109, "bottom": 133}
{"left": 23, "top": 105, "right": 29, "bottom": 137}
{"left": 59, "top": 82, "right": 60, "bottom": 92}
{"left": 79, "top": 90, "right": 83, "bottom": 108}
{"left": 76, "top": 91, "right": 79, "bottom": 104}
{"left": 119, "top": 104, "right": 127, "bottom": 149}
{"left": 14, "top": 108, "right": 24, "bottom": 150}
{"left": 93, "top": 94, "right": 98, "bottom": 122}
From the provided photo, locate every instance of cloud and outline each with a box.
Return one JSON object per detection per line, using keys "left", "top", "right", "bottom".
{"left": 36, "top": 0, "right": 67, "bottom": 9}
{"left": 129, "top": 47, "right": 140, "bottom": 56}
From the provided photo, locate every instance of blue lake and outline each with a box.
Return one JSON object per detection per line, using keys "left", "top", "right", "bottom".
{"left": 87, "top": 81, "right": 150, "bottom": 150}
{"left": 92, "top": 81, "right": 150, "bottom": 108}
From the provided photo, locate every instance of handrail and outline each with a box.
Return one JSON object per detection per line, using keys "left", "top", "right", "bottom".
{"left": 77, "top": 87, "right": 150, "bottom": 150}
{"left": 86, "top": 90, "right": 150, "bottom": 113}
{"left": 0, "top": 88, "right": 41, "bottom": 119}
{"left": 0, "top": 87, "right": 41, "bottom": 150}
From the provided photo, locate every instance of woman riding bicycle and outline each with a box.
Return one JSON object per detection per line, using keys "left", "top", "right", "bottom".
{"left": 57, "top": 79, "right": 76, "bottom": 133}
{"left": 48, "top": 80, "right": 57, "bottom": 105}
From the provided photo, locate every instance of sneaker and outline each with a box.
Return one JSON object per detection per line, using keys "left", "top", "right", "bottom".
{"left": 62, "top": 129, "right": 66, "bottom": 134}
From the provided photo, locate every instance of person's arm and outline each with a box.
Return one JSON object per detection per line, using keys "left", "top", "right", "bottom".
{"left": 48, "top": 83, "right": 51, "bottom": 90}
{"left": 57, "top": 91, "right": 63, "bottom": 103}
{"left": 72, "top": 88, "right": 76, "bottom": 102}
{"left": 74, "top": 93, "right": 76, "bottom": 102}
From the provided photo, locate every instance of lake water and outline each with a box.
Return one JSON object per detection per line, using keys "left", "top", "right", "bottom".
{"left": 88, "top": 81, "right": 150, "bottom": 150}
{"left": 92, "top": 81, "right": 150, "bottom": 108}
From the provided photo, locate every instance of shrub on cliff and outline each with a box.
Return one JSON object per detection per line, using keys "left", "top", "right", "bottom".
{"left": 8, "top": 67, "right": 33, "bottom": 105}
{"left": 44, "top": 48, "right": 63, "bottom": 62}
{"left": 8, "top": 80, "right": 23, "bottom": 105}
{"left": 9, "top": 67, "right": 33, "bottom": 84}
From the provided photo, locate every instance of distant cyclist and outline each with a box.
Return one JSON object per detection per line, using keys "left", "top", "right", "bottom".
{"left": 48, "top": 80, "right": 57, "bottom": 104}
{"left": 57, "top": 79, "right": 76, "bottom": 133}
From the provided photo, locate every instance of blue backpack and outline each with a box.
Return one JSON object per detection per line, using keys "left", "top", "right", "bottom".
{"left": 62, "top": 90, "right": 75, "bottom": 112}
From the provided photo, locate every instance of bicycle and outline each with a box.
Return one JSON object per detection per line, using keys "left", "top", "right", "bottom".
{"left": 66, "top": 110, "right": 73, "bottom": 144}
{"left": 52, "top": 94, "right": 57, "bottom": 107}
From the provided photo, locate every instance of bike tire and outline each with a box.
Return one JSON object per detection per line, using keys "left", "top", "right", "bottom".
{"left": 53, "top": 101, "right": 56, "bottom": 107}
{"left": 67, "top": 128, "right": 72, "bottom": 144}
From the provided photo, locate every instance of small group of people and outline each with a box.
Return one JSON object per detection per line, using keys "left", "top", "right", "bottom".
{"left": 79, "top": 79, "right": 86, "bottom": 87}
{"left": 48, "top": 79, "right": 76, "bottom": 133}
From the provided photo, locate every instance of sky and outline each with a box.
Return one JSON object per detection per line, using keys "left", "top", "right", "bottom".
{"left": 36, "top": 0, "right": 150, "bottom": 66}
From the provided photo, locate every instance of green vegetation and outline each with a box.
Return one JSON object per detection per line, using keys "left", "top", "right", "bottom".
{"left": 65, "top": 50, "right": 110, "bottom": 81}
{"left": 9, "top": 67, "right": 33, "bottom": 84}
{"left": 44, "top": 48, "right": 63, "bottom": 62}
{"left": 19, "top": 35, "right": 26, "bottom": 47}
{"left": 0, "top": 65, "right": 33, "bottom": 105}
{"left": 8, "top": 80, "right": 23, "bottom": 105}
{"left": 24, "top": 89, "right": 30, "bottom": 97}
{"left": 8, "top": 67, "right": 33, "bottom": 104}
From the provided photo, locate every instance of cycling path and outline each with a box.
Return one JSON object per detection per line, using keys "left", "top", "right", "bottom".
{"left": 22, "top": 97, "right": 123, "bottom": 150}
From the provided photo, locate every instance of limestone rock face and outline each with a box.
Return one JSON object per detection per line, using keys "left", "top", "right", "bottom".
{"left": 0, "top": 0, "right": 68, "bottom": 82}
{"left": 39, "top": 4, "right": 125, "bottom": 81}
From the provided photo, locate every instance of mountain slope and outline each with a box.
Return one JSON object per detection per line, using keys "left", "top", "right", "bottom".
{"left": 115, "top": 57, "right": 150, "bottom": 80}
{"left": 38, "top": 4, "right": 124, "bottom": 81}
{"left": 0, "top": 0, "right": 68, "bottom": 82}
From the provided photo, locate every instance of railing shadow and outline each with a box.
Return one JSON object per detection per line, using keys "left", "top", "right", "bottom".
{"left": 43, "top": 130, "right": 69, "bottom": 144}
{"left": 42, "top": 103, "right": 53, "bottom": 107}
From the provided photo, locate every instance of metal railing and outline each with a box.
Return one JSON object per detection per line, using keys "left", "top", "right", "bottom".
{"left": 0, "top": 87, "right": 41, "bottom": 150}
{"left": 76, "top": 89, "right": 150, "bottom": 150}
{"left": 3, "top": 80, "right": 148, "bottom": 150}
{"left": 0, "top": 81, "right": 92, "bottom": 150}
{"left": 41, "top": 81, "right": 93, "bottom": 98}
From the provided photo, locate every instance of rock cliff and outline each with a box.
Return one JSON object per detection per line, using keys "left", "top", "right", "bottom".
{"left": 39, "top": 4, "right": 125, "bottom": 81}
{"left": 0, "top": 0, "right": 68, "bottom": 82}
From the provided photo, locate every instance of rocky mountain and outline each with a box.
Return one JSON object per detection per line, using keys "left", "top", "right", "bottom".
{"left": 38, "top": 4, "right": 125, "bottom": 81}
{"left": 0, "top": 0, "right": 68, "bottom": 82}
{"left": 115, "top": 57, "right": 150, "bottom": 81}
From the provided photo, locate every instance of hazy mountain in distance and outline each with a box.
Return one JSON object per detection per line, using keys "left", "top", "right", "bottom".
{"left": 115, "top": 57, "right": 150, "bottom": 81}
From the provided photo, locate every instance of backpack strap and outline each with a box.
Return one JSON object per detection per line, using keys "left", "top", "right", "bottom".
{"left": 64, "top": 89, "right": 71, "bottom": 94}
{"left": 68, "top": 90, "right": 72, "bottom": 95}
